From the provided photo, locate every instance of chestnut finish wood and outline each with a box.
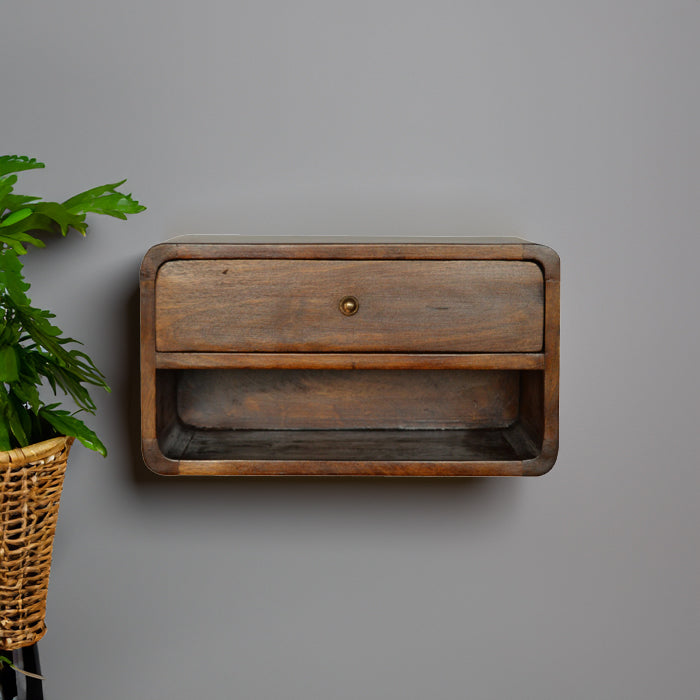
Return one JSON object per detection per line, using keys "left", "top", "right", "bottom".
{"left": 176, "top": 369, "right": 519, "bottom": 430}
{"left": 155, "top": 352, "right": 545, "bottom": 371}
{"left": 155, "top": 260, "right": 544, "bottom": 353}
{"left": 178, "top": 426, "right": 539, "bottom": 463}
{"left": 140, "top": 236, "right": 559, "bottom": 476}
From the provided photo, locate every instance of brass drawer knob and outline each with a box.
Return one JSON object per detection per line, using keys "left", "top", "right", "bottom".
{"left": 339, "top": 296, "right": 359, "bottom": 316}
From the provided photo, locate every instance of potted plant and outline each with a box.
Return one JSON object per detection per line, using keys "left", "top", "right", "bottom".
{"left": 0, "top": 155, "right": 145, "bottom": 656}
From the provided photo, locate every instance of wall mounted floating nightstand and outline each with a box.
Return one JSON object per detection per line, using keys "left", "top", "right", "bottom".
{"left": 140, "top": 236, "right": 559, "bottom": 476}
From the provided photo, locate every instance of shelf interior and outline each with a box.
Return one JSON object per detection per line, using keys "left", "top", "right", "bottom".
{"left": 156, "top": 368, "right": 545, "bottom": 465}
{"left": 174, "top": 425, "right": 537, "bottom": 462}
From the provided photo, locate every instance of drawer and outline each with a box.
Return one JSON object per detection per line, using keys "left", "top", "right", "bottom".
{"left": 155, "top": 259, "right": 544, "bottom": 353}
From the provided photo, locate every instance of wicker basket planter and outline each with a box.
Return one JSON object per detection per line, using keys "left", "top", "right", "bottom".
{"left": 0, "top": 436, "right": 73, "bottom": 651}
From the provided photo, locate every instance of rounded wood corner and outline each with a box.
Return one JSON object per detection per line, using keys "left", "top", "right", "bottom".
{"left": 141, "top": 438, "right": 180, "bottom": 476}
{"left": 140, "top": 243, "right": 181, "bottom": 283}
{"left": 522, "top": 243, "right": 560, "bottom": 281}
{"left": 522, "top": 440, "right": 559, "bottom": 476}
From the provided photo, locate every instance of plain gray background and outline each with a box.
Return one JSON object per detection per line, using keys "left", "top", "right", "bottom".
{"left": 2, "top": 1, "right": 699, "bottom": 698}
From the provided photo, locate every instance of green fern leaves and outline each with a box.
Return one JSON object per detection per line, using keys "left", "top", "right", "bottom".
{"left": 0, "top": 155, "right": 145, "bottom": 454}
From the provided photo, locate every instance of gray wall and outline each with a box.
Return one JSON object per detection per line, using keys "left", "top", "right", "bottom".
{"left": 3, "top": 2, "right": 699, "bottom": 698}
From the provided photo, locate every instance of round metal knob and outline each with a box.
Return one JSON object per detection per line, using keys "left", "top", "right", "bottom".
{"left": 339, "top": 296, "right": 359, "bottom": 316}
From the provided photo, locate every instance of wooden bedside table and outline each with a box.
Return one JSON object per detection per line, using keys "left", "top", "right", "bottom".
{"left": 140, "top": 236, "right": 559, "bottom": 476}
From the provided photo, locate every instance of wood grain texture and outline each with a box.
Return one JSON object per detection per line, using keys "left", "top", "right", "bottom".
{"left": 155, "top": 352, "right": 545, "bottom": 370}
{"left": 155, "top": 260, "right": 544, "bottom": 353}
{"left": 522, "top": 243, "right": 560, "bottom": 475}
{"left": 155, "top": 422, "right": 537, "bottom": 476}
{"left": 140, "top": 238, "right": 560, "bottom": 476}
{"left": 176, "top": 369, "right": 518, "bottom": 430}
{"left": 178, "top": 426, "right": 538, "bottom": 463}
{"left": 175, "top": 458, "right": 528, "bottom": 477}
{"left": 141, "top": 240, "right": 530, "bottom": 268}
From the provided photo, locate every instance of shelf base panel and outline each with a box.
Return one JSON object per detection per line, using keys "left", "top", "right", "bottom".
{"left": 160, "top": 424, "right": 538, "bottom": 472}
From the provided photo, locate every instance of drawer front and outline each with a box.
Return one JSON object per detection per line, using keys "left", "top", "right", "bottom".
{"left": 155, "top": 259, "right": 544, "bottom": 352}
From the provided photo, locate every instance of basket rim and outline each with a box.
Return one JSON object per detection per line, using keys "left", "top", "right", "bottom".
{"left": 0, "top": 435, "right": 75, "bottom": 465}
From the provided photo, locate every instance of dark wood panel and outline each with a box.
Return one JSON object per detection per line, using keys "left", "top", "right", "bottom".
{"left": 175, "top": 369, "right": 519, "bottom": 430}
{"left": 177, "top": 426, "right": 539, "bottom": 464}
{"left": 520, "top": 370, "right": 544, "bottom": 449}
{"left": 155, "top": 260, "right": 544, "bottom": 353}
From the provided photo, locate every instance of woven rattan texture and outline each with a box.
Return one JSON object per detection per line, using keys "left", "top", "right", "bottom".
{"left": 0, "top": 436, "right": 73, "bottom": 650}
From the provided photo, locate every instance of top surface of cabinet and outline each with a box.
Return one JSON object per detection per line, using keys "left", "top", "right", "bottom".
{"left": 140, "top": 237, "right": 559, "bottom": 477}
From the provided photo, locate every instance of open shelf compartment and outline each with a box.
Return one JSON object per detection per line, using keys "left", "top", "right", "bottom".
{"left": 154, "top": 367, "right": 546, "bottom": 475}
